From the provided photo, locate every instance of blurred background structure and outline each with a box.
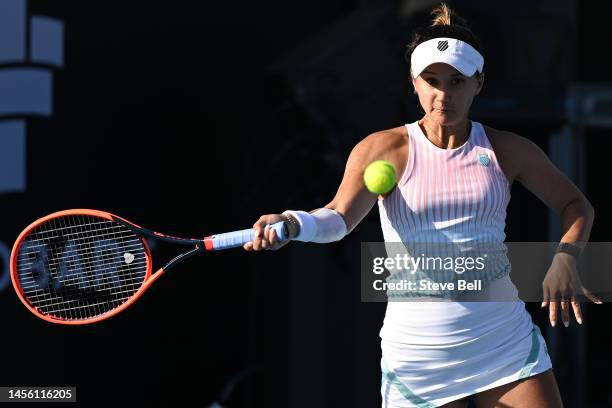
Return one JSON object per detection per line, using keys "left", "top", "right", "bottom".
{"left": 1, "top": 0, "right": 611, "bottom": 406}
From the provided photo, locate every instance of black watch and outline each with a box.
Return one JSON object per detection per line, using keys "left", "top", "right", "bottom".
{"left": 555, "top": 242, "right": 582, "bottom": 260}
{"left": 280, "top": 212, "right": 301, "bottom": 240}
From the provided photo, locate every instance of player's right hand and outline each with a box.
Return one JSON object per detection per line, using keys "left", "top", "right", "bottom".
{"left": 244, "top": 214, "right": 290, "bottom": 251}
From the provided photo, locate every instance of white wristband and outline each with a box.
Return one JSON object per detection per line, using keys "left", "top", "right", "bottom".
{"left": 283, "top": 210, "right": 317, "bottom": 242}
{"left": 283, "top": 208, "right": 347, "bottom": 243}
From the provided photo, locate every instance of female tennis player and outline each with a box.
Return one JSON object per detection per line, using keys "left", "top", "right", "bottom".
{"left": 244, "top": 4, "right": 599, "bottom": 407}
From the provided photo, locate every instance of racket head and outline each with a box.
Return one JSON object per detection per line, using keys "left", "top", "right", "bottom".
{"left": 10, "top": 209, "right": 154, "bottom": 325}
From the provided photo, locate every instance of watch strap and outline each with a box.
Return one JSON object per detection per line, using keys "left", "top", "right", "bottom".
{"left": 555, "top": 242, "right": 582, "bottom": 259}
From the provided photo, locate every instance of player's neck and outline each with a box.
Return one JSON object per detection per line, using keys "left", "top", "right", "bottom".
{"left": 419, "top": 118, "right": 471, "bottom": 150}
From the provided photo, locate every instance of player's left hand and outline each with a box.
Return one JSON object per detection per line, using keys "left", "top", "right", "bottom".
{"left": 541, "top": 252, "right": 602, "bottom": 328}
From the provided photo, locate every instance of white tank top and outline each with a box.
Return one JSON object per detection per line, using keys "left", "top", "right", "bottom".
{"left": 377, "top": 120, "right": 512, "bottom": 299}
{"left": 377, "top": 121, "right": 529, "bottom": 345}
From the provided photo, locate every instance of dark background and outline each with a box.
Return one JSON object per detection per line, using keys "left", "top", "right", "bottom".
{"left": 1, "top": 0, "right": 611, "bottom": 407}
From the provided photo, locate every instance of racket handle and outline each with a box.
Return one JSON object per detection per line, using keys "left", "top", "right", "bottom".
{"left": 204, "top": 221, "right": 288, "bottom": 251}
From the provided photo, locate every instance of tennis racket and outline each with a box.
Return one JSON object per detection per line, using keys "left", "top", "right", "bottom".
{"left": 10, "top": 209, "right": 287, "bottom": 325}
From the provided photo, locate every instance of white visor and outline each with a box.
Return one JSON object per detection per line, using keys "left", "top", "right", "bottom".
{"left": 410, "top": 37, "right": 484, "bottom": 78}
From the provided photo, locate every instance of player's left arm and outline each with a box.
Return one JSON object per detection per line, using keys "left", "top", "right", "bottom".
{"left": 512, "top": 133, "right": 595, "bottom": 248}
{"left": 511, "top": 133, "right": 600, "bottom": 326}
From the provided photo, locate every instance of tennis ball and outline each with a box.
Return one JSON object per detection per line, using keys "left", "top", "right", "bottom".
{"left": 363, "top": 160, "right": 397, "bottom": 194}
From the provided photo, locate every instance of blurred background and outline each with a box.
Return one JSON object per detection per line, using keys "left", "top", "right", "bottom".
{"left": 0, "top": 0, "right": 610, "bottom": 406}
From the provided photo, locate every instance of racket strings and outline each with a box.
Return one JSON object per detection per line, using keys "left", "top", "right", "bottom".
{"left": 17, "top": 222, "right": 144, "bottom": 290}
{"left": 18, "top": 239, "right": 146, "bottom": 283}
{"left": 15, "top": 215, "right": 148, "bottom": 321}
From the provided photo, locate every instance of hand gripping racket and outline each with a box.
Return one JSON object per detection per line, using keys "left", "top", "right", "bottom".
{"left": 10, "top": 209, "right": 287, "bottom": 325}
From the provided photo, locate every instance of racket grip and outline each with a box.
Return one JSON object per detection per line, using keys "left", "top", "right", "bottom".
{"left": 204, "top": 221, "right": 288, "bottom": 251}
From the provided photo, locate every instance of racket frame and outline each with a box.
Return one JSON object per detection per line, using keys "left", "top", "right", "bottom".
{"left": 10, "top": 209, "right": 204, "bottom": 325}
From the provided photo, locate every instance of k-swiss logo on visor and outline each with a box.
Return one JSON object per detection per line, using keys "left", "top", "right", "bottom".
{"left": 437, "top": 40, "right": 449, "bottom": 51}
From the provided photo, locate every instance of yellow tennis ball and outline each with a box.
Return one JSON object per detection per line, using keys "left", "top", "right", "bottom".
{"left": 363, "top": 160, "right": 397, "bottom": 194}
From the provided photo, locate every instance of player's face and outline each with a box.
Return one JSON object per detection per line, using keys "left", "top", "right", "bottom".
{"left": 412, "top": 63, "right": 483, "bottom": 126}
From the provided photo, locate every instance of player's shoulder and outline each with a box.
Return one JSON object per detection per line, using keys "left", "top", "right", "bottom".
{"left": 353, "top": 126, "right": 408, "bottom": 156}
{"left": 482, "top": 124, "right": 534, "bottom": 153}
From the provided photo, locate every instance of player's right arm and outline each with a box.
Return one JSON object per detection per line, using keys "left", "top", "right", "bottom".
{"left": 244, "top": 129, "right": 406, "bottom": 251}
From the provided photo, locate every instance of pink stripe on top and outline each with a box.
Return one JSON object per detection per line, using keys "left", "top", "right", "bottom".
{"left": 378, "top": 121, "right": 511, "bottom": 245}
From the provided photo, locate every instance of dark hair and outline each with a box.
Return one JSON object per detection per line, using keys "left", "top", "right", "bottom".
{"left": 405, "top": 3, "right": 484, "bottom": 74}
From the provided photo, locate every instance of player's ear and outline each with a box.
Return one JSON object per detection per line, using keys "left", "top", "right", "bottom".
{"left": 475, "top": 72, "right": 485, "bottom": 95}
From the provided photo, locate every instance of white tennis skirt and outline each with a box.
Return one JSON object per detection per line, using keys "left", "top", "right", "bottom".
{"left": 379, "top": 275, "right": 552, "bottom": 407}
